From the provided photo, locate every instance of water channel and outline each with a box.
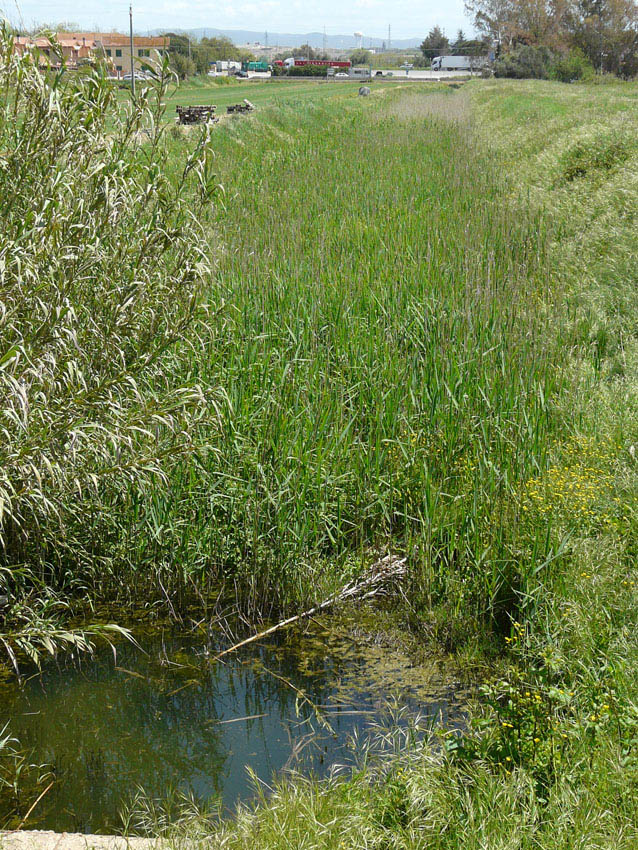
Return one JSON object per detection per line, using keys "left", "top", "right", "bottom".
{"left": 1, "top": 624, "right": 468, "bottom": 833}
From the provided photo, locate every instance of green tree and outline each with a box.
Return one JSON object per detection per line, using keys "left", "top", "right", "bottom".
{"left": 494, "top": 42, "right": 555, "bottom": 74}
{"left": 350, "top": 48, "right": 372, "bottom": 65}
{"left": 170, "top": 51, "right": 196, "bottom": 79}
{"left": 420, "top": 26, "right": 450, "bottom": 60}
{"left": 201, "top": 35, "right": 240, "bottom": 60}
{"left": 34, "top": 21, "right": 81, "bottom": 33}
{"left": 291, "top": 43, "right": 321, "bottom": 59}
{"left": 566, "top": 0, "right": 638, "bottom": 75}
{"left": 160, "top": 31, "right": 191, "bottom": 55}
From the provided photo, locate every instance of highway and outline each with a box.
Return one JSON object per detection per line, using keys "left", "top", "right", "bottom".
{"left": 242, "top": 69, "right": 475, "bottom": 82}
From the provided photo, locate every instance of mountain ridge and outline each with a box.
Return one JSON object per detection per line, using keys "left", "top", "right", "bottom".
{"left": 146, "top": 27, "right": 422, "bottom": 50}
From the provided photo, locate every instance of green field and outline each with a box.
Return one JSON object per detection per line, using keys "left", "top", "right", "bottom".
{"left": 2, "top": 30, "right": 638, "bottom": 846}
{"left": 126, "top": 76, "right": 412, "bottom": 118}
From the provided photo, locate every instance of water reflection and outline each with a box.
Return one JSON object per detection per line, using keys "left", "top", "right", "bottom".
{"left": 1, "top": 628, "right": 466, "bottom": 833}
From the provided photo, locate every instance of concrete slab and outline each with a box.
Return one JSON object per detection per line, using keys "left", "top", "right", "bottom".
{"left": 0, "top": 832, "right": 157, "bottom": 850}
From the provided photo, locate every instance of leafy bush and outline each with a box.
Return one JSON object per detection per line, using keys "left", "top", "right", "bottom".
{"left": 550, "top": 49, "right": 594, "bottom": 83}
{"left": 494, "top": 45, "right": 555, "bottom": 79}
{"left": 170, "top": 51, "right": 197, "bottom": 79}
{"left": 284, "top": 64, "right": 328, "bottom": 77}
{"left": 0, "top": 28, "right": 216, "bottom": 605}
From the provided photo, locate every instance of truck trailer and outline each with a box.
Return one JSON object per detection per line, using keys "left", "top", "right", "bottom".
{"left": 241, "top": 60, "right": 270, "bottom": 72}
{"left": 283, "top": 58, "right": 351, "bottom": 70}
{"left": 431, "top": 55, "right": 483, "bottom": 71}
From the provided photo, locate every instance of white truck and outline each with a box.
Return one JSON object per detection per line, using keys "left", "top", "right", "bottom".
{"left": 431, "top": 55, "right": 481, "bottom": 72}
{"left": 214, "top": 60, "right": 241, "bottom": 74}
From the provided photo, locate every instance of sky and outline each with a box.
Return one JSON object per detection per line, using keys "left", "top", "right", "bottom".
{"left": 3, "top": 1, "right": 471, "bottom": 41}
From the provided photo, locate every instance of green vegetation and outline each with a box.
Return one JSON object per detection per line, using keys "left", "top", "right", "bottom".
{"left": 0, "top": 33, "right": 215, "bottom": 658}
{"left": 123, "top": 76, "right": 398, "bottom": 119}
{"left": 138, "top": 77, "right": 638, "bottom": 849}
{"left": 162, "top": 33, "right": 257, "bottom": 79}
{"left": 2, "top": 18, "right": 638, "bottom": 845}
{"left": 493, "top": 44, "right": 595, "bottom": 80}
{"left": 467, "top": 0, "right": 638, "bottom": 77}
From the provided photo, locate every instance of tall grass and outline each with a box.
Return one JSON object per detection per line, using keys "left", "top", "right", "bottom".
{"left": 1, "top": 33, "right": 562, "bottom": 639}
{"left": 92, "top": 87, "right": 560, "bottom": 634}
{"left": 129, "top": 79, "right": 638, "bottom": 849}
{"left": 0, "top": 28, "right": 217, "bottom": 649}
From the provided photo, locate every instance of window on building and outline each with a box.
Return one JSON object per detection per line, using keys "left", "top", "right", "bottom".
{"left": 105, "top": 48, "right": 111, "bottom": 56}
{"left": 116, "top": 65, "right": 122, "bottom": 71}
{"left": 116, "top": 49, "right": 122, "bottom": 57}
{"left": 138, "top": 48, "right": 150, "bottom": 57}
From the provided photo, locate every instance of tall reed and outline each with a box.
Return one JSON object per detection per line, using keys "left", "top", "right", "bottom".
{"left": 113, "top": 89, "right": 561, "bottom": 632}
{"left": 0, "top": 28, "right": 216, "bottom": 644}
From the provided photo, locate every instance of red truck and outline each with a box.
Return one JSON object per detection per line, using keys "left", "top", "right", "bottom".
{"left": 282, "top": 58, "right": 351, "bottom": 69}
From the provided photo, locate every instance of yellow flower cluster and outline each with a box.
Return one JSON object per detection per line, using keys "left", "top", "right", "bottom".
{"left": 521, "top": 435, "right": 621, "bottom": 528}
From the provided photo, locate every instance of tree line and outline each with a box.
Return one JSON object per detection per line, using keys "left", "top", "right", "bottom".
{"left": 160, "top": 34, "right": 257, "bottom": 79}
{"left": 421, "top": 1, "right": 638, "bottom": 77}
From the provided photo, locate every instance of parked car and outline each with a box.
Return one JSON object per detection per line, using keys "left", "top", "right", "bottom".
{"left": 237, "top": 70, "right": 249, "bottom": 78}
{"left": 335, "top": 72, "right": 348, "bottom": 79}
{"left": 122, "top": 72, "right": 152, "bottom": 83}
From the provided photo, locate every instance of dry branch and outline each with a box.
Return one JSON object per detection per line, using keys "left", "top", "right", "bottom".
{"left": 213, "top": 553, "right": 407, "bottom": 662}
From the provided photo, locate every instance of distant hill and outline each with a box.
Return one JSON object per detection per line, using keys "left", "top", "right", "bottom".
{"left": 146, "top": 27, "right": 421, "bottom": 50}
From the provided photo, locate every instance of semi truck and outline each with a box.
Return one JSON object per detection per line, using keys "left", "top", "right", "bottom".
{"left": 241, "top": 60, "right": 270, "bottom": 72}
{"left": 431, "top": 55, "right": 483, "bottom": 71}
{"left": 282, "top": 58, "right": 351, "bottom": 70}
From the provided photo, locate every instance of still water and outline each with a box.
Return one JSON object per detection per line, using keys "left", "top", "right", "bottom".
{"left": 2, "top": 625, "right": 466, "bottom": 833}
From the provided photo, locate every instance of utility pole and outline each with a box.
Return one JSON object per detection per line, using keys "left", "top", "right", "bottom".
{"left": 129, "top": 3, "right": 135, "bottom": 95}
{"left": 388, "top": 24, "right": 391, "bottom": 51}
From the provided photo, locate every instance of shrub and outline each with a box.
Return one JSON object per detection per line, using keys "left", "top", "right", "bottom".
{"left": 285, "top": 64, "right": 328, "bottom": 77}
{"left": 0, "top": 28, "right": 217, "bottom": 601}
{"left": 170, "top": 51, "right": 197, "bottom": 79}
{"left": 550, "top": 49, "right": 594, "bottom": 83}
{"left": 494, "top": 45, "right": 555, "bottom": 79}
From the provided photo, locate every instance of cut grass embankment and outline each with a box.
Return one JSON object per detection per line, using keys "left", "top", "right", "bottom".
{"left": 129, "top": 81, "right": 638, "bottom": 848}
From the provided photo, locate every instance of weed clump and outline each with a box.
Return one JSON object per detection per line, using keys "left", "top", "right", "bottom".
{"left": 558, "top": 127, "right": 632, "bottom": 182}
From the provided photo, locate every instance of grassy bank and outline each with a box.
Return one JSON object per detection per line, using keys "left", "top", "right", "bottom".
{"left": 110, "top": 76, "right": 638, "bottom": 850}
{"left": 82, "top": 84, "right": 558, "bottom": 640}
{"left": 149, "top": 79, "right": 638, "bottom": 848}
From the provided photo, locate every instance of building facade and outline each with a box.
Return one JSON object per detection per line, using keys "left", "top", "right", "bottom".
{"left": 13, "top": 33, "right": 170, "bottom": 75}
